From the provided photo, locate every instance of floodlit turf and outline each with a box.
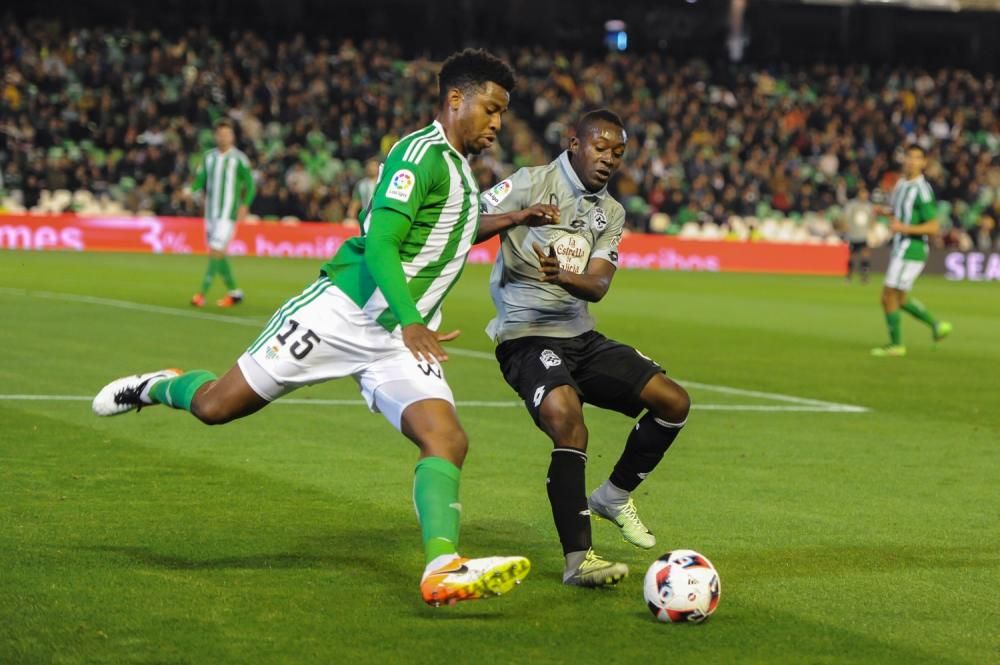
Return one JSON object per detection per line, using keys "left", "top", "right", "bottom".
{"left": 1, "top": 250, "right": 997, "bottom": 665}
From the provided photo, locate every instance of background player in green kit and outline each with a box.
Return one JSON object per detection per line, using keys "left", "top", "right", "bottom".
{"left": 189, "top": 118, "right": 255, "bottom": 308}
{"left": 872, "top": 144, "right": 952, "bottom": 357}
{"left": 92, "top": 50, "right": 545, "bottom": 607}
{"left": 479, "top": 110, "right": 691, "bottom": 588}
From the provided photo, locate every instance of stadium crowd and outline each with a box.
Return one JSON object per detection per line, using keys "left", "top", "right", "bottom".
{"left": 1, "top": 20, "right": 998, "bottom": 248}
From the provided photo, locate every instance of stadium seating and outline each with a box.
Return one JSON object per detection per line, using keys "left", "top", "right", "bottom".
{"left": 0, "top": 22, "right": 996, "bottom": 248}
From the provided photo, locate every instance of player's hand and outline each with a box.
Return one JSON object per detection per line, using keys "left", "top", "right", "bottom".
{"left": 436, "top": 328, "right": 461, "bottom": 343}
{"left": 515, "top": 203, "right": 560, "bottom": 228}
{"left": 403, "top": 323, "right": 452, "bottom": 363}
{"left": 532, "top": 242, "right": 564, "bottom": 284}
{"left": 889, "top": 219, "right": 906, "bottom": 234}
{"left": 237, "top": 205, "right": 249, "bottom": 221}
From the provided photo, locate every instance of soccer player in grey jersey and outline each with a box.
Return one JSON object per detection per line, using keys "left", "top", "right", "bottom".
{"left": 479, "top": 110, "right": 691, "bottom": 588}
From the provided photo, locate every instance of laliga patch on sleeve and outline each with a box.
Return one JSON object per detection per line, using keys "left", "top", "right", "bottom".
{"left": 385, "top": 169, "right": 416, "bottom": 203}
{"left": 482, "top": 179, "right": 514, "bottom": 207}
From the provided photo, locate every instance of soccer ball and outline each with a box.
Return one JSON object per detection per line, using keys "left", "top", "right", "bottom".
{"left": 643, "top": 549, "right": 721, "bottom": 624}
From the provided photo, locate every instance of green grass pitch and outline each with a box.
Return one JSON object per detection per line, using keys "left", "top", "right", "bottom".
{"left": 1, "top": 251, "right": 997, "bottom": 664}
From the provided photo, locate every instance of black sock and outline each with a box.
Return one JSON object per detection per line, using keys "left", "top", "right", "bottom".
{"left": 547, "top": 447, "right": 591, "bottom": 555}
{"left": 847, "top": 259, "right": 854, "bottom": 279}
{"left": 861, "top": 258, "right": 870, "bottom": 277}
{"left": 609, "top": 413, "right": 685, "bottom": 492}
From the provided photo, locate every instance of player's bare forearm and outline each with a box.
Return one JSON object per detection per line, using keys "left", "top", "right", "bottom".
{"left": 533, "top": 243, "right": 614, "bottom": 302}
{"left": 552, "top": 270, "right": 612, "bottom": 302}
{"left": 890, "top": 219, "right": 939, "bottom": 236}
{"left": 476, "top": 203, "right": 560, "bottom": 243}
{"left": 908, "top": 220, "right": 939, "bottom": 236}
{"left": 476, "top": 213, "right": 520, "bottom": 243}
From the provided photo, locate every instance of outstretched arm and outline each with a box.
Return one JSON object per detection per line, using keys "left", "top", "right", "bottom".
{"left": 476, "top": 203, "right": 560, "bottom": 243}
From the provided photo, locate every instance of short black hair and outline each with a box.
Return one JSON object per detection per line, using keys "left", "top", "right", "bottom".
{"left": 438, "top": 49, "right": 516, "bottom": 104}
{"left": 575, "top": 109, "right": 626, "bottom": 139}
{"left": 905, "top": 144, "right": 927, "bottom": 156}
{"left": 215, "top": 118, "right": 234, "bottom": 130}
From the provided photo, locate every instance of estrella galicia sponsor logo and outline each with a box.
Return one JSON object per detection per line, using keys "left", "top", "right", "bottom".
{"left": 539, "top": 349, "right": 562, "bottom": 369}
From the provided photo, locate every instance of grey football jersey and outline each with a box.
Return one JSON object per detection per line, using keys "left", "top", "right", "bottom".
{"left": 844, "top": 200, "right": 874, "bottom": 243}
{"left": 480, "top": 151, "right": 625, "bottom": 342}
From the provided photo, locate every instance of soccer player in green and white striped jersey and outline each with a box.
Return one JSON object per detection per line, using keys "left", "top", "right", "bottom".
{"left": 93, "top": 50, "right": 546, "bottom": 607}
{"left": 189, "top": 119, "right": 255, "bottom": 308}
{"left": 872, "top": 144, "right": 952, "bottom": 357}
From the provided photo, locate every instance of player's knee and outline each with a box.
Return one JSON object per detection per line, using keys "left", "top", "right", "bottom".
{"left": 420, "top": 425, "right": 469, "bottom": 465}
{"left": 648, "top": 379, "right": 690, "bottom": 423}
{"left": 665, "top": 384, "right": 691, "bottom": 422}
{"left": 191, "top": 395, "right": 234, "bottom": 426}
{"left": 537, "top": 390, "right": 587, "bottom": 449}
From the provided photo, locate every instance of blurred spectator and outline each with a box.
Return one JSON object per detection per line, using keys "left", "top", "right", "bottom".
{"left": 346, "top": 157, "right": 379, "bottom": 223}
{"left": 0, "top": 18, "right": 995, "bottom": 250}
{"left": 841, "top": 186, "right": 876, "bottom": 281}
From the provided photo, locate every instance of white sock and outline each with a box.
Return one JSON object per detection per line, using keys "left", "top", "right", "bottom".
{"left": 592, "top": 479, "right": 630, "bottom": 512}
{"left": 563, "top": 550, "right": 588, "bottom": 582}
{"left": 139, "top": 372, "right": 172, "bottom": 404}
{"left": 423, "top": 553, "right": 461, "bottom": 580}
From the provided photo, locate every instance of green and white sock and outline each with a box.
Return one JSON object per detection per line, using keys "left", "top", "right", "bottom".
{"left": 146, "top": 370, "right": 216, "bottom": 412}
{"left": 413, "top": 457, "right": 462, "bottom": 565}
{"left": 885, "top": 310, "right": 902, "bottom": 346}
{"left": 199, "top": 258, "right": 218, "bottom": 294}
{"left": 901, "top": 298, "right": 937, "bottom": 329}
{"left": 218, "top": 257, "right": 237, "bottom": 291}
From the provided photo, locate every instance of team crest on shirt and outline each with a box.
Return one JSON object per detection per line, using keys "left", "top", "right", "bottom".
{"left": 539, "top": 349, "right": 562, "bottom": 369}
{"left": 483, "top": 179, "right": 513, "bottom": 207}
{"left": 385, "top": 169, "right": 415, "bottom": 202}
{"left": 591, "top": 207, "right": 608, "bottom": 232}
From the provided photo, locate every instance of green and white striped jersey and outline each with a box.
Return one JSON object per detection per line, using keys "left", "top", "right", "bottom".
{"left": 322, "top": 121, "right": 480, "bottom": 332}
{"left": 889, "top": 175, "right": 937, "bottom": 262}
{"left": 191, "top": 148, "right": 255, "bottom": 222}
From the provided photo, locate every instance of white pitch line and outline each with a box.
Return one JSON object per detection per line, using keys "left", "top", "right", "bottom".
{"left": 0, "top": 394, "right": 863, "bottom": 412}
{"left": 0, "top": 288, "right": 870, "bottom": 413}
{"left": 0, "top": 287, "right": 264, "bottom": 327}
{"left": 677, "top": 380, "right": 867, "bottom": 411}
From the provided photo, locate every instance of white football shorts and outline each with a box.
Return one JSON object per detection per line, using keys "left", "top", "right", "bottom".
{"left": 238, "top": 279, "right": 454, "bottom": 431}
{"left": 884, "top": 256, "right": 926, "bottom": 292}
{"left": 205, "top": 217, "right": 237, "bottom": 252}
